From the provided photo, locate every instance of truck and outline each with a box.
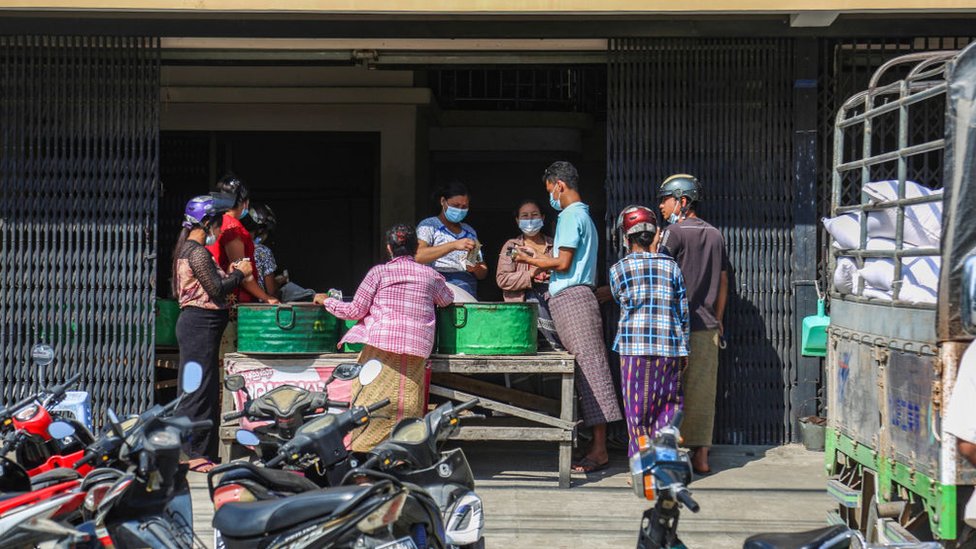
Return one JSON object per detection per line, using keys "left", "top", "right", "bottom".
{"left": 825, "top": 42, "right": 976, "bottom": 545}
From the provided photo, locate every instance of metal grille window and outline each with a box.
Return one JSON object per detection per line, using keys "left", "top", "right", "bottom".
{"left": 0, "top": 36, "right": 160, "bottom": 422}
{"left": 430, "top": 67, "right": 605, "bottom": 113}
{"left": 607, "top": 38, "right": 795, "bottom": 445}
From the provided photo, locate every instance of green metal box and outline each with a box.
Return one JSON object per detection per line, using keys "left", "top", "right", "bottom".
{"left": 237, "top": 303, "right": 340, "bottom": 354}
{"left": 436, "top": 302, "right": 538, "bottom": 355}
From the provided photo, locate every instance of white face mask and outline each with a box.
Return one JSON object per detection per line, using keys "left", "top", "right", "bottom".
{"left": 204, "top": 227, "right": 218, "bottom": 246}
{"left": 518, "top": 218, "right": 544, "bottom": 236}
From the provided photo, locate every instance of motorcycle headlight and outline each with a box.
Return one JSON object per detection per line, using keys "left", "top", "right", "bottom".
{"left": 13, "top": 404, "right": 39, "bottom": 422}
{"left": 356, "top": 492, "right": 408, "bottom": 533}
{"left": 148, "top": 429, "right": 180, "bottom": 448}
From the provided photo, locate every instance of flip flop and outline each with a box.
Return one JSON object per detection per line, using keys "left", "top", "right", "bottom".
{"left": 187, "top": 458, "right": 217, "bottom": 473}
{"left": 571, "top": 457, "right": 610, "bottom": 474}
{"left": 693, "top": 466, "right": 713, "bottom": 476}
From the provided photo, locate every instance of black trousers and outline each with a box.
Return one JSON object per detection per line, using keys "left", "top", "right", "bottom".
{"left": 175, "top": 306, "right": 229, "bottom": 460}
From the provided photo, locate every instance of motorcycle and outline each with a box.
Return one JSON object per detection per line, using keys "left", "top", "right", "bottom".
{"left": 221, "top": 362, "right": 358, "bottom": 465}
{"left": 630, "top": 411, "right": 700, "bottom": 549}
{"left": 744, "top": 526, "right": 942, "bottom": 548}
{"left": 348, "top": 399, "right": 486, "bottom": 549}
{"left": 0, "top": 421, "right": 90, "bottom": 548}
{"left": 60, "top": 360, "right": 212, "bottom": 549}
{"left": 0, "top": 343, "right": 95, "bottom": 481}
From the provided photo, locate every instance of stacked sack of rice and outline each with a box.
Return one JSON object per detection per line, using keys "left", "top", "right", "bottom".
{"left": 823, "top": 180, "right": 941, "bottom": 304}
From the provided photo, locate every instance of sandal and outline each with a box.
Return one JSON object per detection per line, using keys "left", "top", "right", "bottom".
{"left": 186, "top": 458, "right": 217, "bottom": 473}
{"left": 571, "top": 457, "right": 610, "bottom": 474}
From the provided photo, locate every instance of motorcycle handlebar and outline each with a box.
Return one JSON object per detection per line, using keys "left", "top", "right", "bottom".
{"left": 223, "top": 410, "right": 246, "bottom": 422}
{"left": 676, "top": 488, "right": 699, "bottom": 513}
{"left": 50, "top": 372, "right": 83, "bottom": 396}
{"left": 326, "top": 400, "right": 350, "bottom": 409}
{"left": 265, "top": 454, "right": 285, "bottom": 467}
{"left": 187, "top": 419, "right": 213, "bottom": 431}
{"left": 367, "top": 399, "right": 391, "bottom": 413}
{"left": 454, "top": 399, "right": 480, "bottom": 413}
{"left": 74, "top": 451, "right": 98, "bottom": 469}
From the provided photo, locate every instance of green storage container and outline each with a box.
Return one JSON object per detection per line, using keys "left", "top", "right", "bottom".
{"left": 341, "top": 319, "right": 364, "bottom": 354}
{"left": 436, "top": 302, "right": 538, "bottom": 355}
{"left": 237, "top": 303, "right": 340, "bottom": 354}
{"left": 155, "top": 298, "right": 180, "bottom": 347}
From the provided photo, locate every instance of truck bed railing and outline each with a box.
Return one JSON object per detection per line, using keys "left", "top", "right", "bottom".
{"left": 830, "top": 50, "right": 958, "bottom": 306}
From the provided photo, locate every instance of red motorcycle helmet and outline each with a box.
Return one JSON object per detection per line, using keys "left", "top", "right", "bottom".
{"left": 616, "top": 205, "right": 658, "bottom": 238}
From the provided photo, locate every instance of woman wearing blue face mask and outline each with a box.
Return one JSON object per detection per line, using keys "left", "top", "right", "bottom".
{"left": 416, "top": 181, "right": 488, "bottom": 298}
{"left": 496, "top": 199, "right": 563, "bottom": 351}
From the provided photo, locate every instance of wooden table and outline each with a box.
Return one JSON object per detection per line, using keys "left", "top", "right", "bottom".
{"left": 219, "top": 351, "right": 578, "bottom": 488}
{"left": 428, "top": 352, "right": 578, "bottom": 489}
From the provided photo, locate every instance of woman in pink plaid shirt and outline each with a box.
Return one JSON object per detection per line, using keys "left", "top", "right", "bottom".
{"left": 314, "top": 224, "right": 454, "bottom": 450}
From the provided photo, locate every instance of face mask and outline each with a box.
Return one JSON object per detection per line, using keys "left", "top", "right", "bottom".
{"left": 445, "top": 205, "right": 468, "bottom": 223}
{"left": 549, "top": 187, "right": 563, "bottom": 211}
{"left": 667, "top": 201, "right": 683, "bottom": 225}
{"left": 253, "top": 236, "right": 263, "bottom": 245}
{"left": 519, "top": 219, "right": 544, "bottom": 236}
{"left": 240, "top": 207, "right": 249, "bottom": 220}
{"left": 204, "top": 230, "right": 217, "bottom": 246}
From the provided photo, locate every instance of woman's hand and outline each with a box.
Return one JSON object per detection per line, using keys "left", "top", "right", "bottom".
{"left": 313, "top": 293, "right": 329, "bottom": 305}
{"left": 266, "top": 297, "right": 281, "bottom": 305}
{"left": 232, "top": 259, "right": 254, "bottom": 277}
{"left": 532, "top": 267, "right": 550, "bottom": 282}
{"left": 453, "top": 238, "right": 477, "bottom": 252}
{"left": 466, "top": 262, "right": 489, "bottom": 280}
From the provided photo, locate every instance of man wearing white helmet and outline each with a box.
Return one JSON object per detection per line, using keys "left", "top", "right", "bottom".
{"left": 657, "top": 174, "right": 730, "bottom": 475}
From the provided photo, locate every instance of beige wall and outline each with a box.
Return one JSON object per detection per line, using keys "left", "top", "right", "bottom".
{"left": 5, "top": 0, "right": 975, "bottom": 12}
{"left": 160, "top": 66, "right": 426, "bottom": 233}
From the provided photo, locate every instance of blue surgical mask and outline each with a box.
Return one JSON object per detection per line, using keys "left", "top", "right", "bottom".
{"left": 549, "top": 189, "right": 563, "bottom": 211}
{"left": 240, "top": 207, "right": 249, "bottom": 219}
{"left": 204, "top": 230, "right": 217, "bottom": 246}
{"left": 519, "top": 218, "right": 544, "bottom": 236}
{"left": 666, "top": 201, "right": 683, "bottom": 225}
{"left": 445, "top": 205, "right": 468, "bottom": 223}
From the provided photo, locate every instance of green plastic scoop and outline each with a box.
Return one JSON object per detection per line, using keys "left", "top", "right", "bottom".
{"left": 801, "top": 298, "right": 830, "bottom": 357}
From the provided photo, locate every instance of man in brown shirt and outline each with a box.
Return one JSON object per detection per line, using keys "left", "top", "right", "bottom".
{"left": 657, "top": 174, "right": 729, "bottom": 475}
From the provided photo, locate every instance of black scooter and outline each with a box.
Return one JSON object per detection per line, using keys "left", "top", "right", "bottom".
{"left": 348, "top": 399, "right": 485, "bottom": 549}
{"left": 65, "top": 361, "right": 213, "bottom": 549}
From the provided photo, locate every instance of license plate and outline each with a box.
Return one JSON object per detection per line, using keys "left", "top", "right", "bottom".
{"left": 377, "top": 536, "right": 419, "bottom": 549}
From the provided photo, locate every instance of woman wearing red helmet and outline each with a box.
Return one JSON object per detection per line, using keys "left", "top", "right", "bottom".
{"left": 609, "top": 205, "right": 690, "bottom": 462}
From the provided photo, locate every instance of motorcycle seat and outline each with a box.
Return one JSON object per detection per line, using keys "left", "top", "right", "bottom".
{"left": 213, "top": 462, "right": 319, "bottom": 497}
{"left": 30, "top": 468, "right": 81, "bottom": 489}
{"left": 743, "top": 525, "right": 850, "bottom": 549}
{"left": 213, "top": 484, "right": 373, "bottom": 538}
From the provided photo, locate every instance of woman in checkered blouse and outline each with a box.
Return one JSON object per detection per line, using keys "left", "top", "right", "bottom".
{"left": 314, "top": 224, "right": 455, "bottom": 450}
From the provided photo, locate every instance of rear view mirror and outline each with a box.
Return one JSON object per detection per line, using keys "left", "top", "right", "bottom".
{"left": 224, "top": 375, "right": 246, "bottom": 392}
{"left": 235, "top": 429, "right": 260, "bottom": 447}
{"left": 359, "top": 360, "right": 383, "bottom": 387}
{"left": 963, "top": 255, "right": 976, "bottom": 335}
{"left": 333, "top": 363, "right": 362, "bottom": 381}
{"left": 182, "top": 362, "right": 203, "bottom": 394}
{"left": 48, "top": 421, "right": 76, "bottom": 439}
{"left": 31, "top": 344, "right": 55, "bottom": 368}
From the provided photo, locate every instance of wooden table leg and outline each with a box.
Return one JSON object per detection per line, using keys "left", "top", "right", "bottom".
{"left": 559, "top": 369, "right": 576, "bottom": 489}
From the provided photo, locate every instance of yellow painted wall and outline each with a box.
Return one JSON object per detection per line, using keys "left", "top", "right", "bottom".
{"left": 2, "top": 0, "right": 974, "bottom": 12}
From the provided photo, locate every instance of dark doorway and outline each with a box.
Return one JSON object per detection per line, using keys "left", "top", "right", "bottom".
{"left": 159, "top": 131, "right": 380, "bottom": 299}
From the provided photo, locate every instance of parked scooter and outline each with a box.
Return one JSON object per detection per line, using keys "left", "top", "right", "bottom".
{"left": 61, "top": 361, "right": 212, "bottom": 549}
{"left": 348, "top": 399, "right": 486, "bottom": 549}
{"left": 212, "top": 362, "right": 431, "bottom": 548}
{"left": 0, "top": 343, "right": 94, "bottom": 479}
{"left": 630, "top": 411, "right": 700, "bottom": 549}
{"left": 744, "top": 526, "right": 942, "bottom": 548}
{"left": 221, "top": 362, "right": 358, "bottom": 463}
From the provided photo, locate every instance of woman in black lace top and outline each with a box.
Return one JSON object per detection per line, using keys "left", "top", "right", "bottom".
{"left": 171, "top": 193, "right": 252, "bottom": 472}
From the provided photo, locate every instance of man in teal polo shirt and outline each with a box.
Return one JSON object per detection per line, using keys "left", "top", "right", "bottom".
{"left": 516, "top": 161, "right": 622, "bottom": 473}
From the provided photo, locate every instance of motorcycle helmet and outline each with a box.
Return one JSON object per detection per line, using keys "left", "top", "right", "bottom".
{"left": 658, "top": 174, "right": 702, "bottom": 203}
{"left": 617, "top": 205, "right": 658, "bottom": 237}
{"left": 182, "top": 192, "right": 235, "bottom": 230}
{"left": 248, "top": 203, "right": 277, "bottom": 235}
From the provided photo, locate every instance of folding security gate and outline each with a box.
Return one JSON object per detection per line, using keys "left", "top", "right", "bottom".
{"left": 0, "top": 37, "right": 160, "bottom": 421}
{"left": 607, "top": 38, "right": 796, "bottom": 445}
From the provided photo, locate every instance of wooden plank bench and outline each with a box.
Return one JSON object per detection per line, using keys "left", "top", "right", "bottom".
{"left": 428, "top": 352, "right": 578, "bottom": 489}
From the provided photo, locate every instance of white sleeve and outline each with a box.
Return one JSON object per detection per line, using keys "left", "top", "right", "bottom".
{"left": 416, "top": 218, "right": 437, "bottom": 245}
{"left": 945, "top": 342, "right": 976, "bottom": 444}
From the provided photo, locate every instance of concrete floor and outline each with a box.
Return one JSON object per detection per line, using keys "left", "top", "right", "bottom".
{"left": 190, "top": 442, "right": 834, "bottom": 549}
